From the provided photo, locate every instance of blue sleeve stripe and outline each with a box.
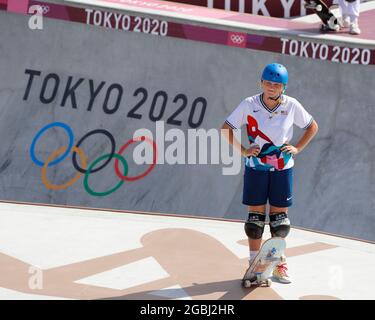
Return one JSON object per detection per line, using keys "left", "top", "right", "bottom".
{"left": 303, "top": 117, "right": 314, "bottom": 130}
{"left": 225, "top": 120, "right": 237, "bottom": 130}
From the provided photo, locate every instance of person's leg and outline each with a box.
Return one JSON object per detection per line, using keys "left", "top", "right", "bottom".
{"left": 269, "top": 206, "right": 291, "bottom": 283}
{"left": 348, "top": 0, "right": 360, "bottom": 19}
{"left": 338, "top": 0, "right": 350, "bottom": 15}
{"left": 269, "top": 168, "right": 293, "bottom": 283}
{"left": 338, "top": 0, "right": 351, "bottom": 27}
{"left": 348, "top": 0, "right": 361, "bottom": 34}
{"left": 339, "top": 0, "right": 360, "bottom": 33}
{"left": 242, "top": 166, "right": 269, "bottom": 265}
{"left": 269, "top": 206, "right": 291, "bottom": 238}
{"left": 268, "top": 167, "right": 293, "bottom": 231}
{"left": 247, "top": 204, "right": 266, "bottom": 264}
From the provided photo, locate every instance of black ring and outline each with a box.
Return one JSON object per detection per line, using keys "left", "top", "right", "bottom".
{"left": 72, "top": 129, "right": 116, "bottom": 174}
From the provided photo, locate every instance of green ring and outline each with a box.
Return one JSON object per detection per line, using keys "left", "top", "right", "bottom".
{"left": 84, "top": 153, "right": 128, "bottom": 197}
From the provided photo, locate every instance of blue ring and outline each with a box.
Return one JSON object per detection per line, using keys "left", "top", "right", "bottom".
{"left": 30, "top": 122, "right": 74, "bottom": 167}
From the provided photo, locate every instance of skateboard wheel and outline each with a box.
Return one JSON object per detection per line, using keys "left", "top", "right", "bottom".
{"left": 316, "top": 4, "right": 322, "bottom": 11}
{"left": 243, "top": 280, "right": 252, "bottom": 288}
{"left": 266, "top": 279, "right": 272, "bottom": 287}
{"left": 328, "top": 17, "right": 340, "bottom": 30}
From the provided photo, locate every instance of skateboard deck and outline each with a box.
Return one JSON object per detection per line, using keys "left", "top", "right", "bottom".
{"left": 304, "top": 0, "right": 342, "bottom": 31}
{"left": 242, "top": 237, "right": 286, "bottom": 288}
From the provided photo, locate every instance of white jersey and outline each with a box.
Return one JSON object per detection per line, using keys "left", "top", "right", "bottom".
{"left": 225, "top": 93, "right": 313, "bottom": 171}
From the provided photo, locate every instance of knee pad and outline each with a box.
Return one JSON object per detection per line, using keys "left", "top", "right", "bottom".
{"left": 269, "top": 212, "right": 291, "bottom": 238}
{"left": 244, "top": 212, "right": 265, "bottom": 240}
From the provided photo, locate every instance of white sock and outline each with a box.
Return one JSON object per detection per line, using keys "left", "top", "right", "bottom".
{"left": 249, "top": 250, "right": 259, "bottom": 263}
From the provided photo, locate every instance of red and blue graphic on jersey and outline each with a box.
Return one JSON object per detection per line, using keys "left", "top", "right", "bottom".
{"left": 246, "top": 115, "right": 291, "bottom": 171}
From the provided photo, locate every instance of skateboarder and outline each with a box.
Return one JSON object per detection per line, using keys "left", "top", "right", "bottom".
{"left": 337, "top": 0, "right": 361, "bottom": 35}
{"left": 221, "top": 63, "right": 318, "bottom": 283}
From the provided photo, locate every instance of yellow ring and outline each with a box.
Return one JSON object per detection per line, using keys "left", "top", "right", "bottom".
{"left": 41, "top": 146, "right": 87, "bottom": 190}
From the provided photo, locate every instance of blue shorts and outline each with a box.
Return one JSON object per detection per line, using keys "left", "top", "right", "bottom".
{"left": 242, "top": 166, "right": 293, "bottom": 208}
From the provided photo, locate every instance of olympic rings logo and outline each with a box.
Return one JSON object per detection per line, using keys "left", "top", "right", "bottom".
{"left": 30, "top": 122, "right": 157, "bottom": 197}
{"left": 230, "top": 34, "right": 245, "bottom": 44}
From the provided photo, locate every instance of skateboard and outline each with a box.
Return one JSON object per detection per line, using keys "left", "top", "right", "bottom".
{"left": 242, "top": 237, "right": 286, "bottom": 288}
{"left": 304, "top": 0, "right": 342, "bottom": 31}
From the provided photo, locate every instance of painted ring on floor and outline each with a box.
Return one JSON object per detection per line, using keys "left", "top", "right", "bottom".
{"left": 41, "top": 146, "right": 87, "bottom": 190}
{"left": 84, "top": 153, "right": 128, "bottom": 197}
{"left": 72, "top": 129, "right": 116, "bottom": 174}
{"left": 114, "top": 136, "right": 157, "bottom": 182}
{"left": 30, "top": 122, "right": 74, "bottom": 167}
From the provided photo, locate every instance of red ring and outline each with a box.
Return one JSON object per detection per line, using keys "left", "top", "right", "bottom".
{"left": 114, "top": 136, "right": 157, "bottom": 181}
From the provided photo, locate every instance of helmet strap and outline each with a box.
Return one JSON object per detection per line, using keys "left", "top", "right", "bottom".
{"left": 269, "top": 95, "right": 280, "bottom": 101}
{"left": 269, "top": 84, "right": 286, "bottom": 101}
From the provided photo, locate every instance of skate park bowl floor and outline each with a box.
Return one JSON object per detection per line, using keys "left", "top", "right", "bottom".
{"left": 0, "top": 201, "right": 374, "bottom": 300}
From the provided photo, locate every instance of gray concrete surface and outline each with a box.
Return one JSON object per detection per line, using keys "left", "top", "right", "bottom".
{"left": 0, "top": 11, "right": 374, "bottom": 241}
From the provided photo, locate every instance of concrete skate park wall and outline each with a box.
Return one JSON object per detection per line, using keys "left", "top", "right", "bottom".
{"left": 0, "top": 7, "right": 374, "bottom": 241}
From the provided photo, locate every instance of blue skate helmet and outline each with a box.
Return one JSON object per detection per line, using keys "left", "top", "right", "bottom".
{"left": 261, "top": 63, "right": 288, "bottom": 91}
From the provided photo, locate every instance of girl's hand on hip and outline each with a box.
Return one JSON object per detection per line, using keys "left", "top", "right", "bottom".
{"left": 280, "top": 142, "right": 299, "bottom": 155}
{"left": 242, "top": 144, "right": 260, "bottom": 157}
